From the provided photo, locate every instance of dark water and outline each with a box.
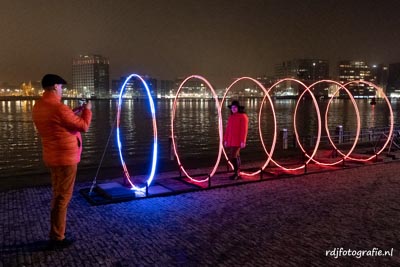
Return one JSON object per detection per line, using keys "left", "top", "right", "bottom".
{"left": 1, "top": 98, "right": 398, "bottom": 180}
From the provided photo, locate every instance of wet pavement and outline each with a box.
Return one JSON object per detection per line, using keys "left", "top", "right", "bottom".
{"left": 1, "top": 159, "right": 400, "bottom": 266}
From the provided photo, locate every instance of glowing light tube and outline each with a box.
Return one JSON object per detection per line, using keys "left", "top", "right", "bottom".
{"left": 341, "top": 80, "right": 394, "bottom": 162}
{"left": 297, "top": 80, "right": 361, "bottom": 166}
{"left": 171, "top": 75, "right": 223, "bottom": 183}
{"left": 265, "top": 78, "right": 322, "bottom": 171}
{"left": 220, "top": 77, "right": 276, "bottom": 177}
{"left": 320, "top": 80, "right": 361, "bottom": 164}
{"left": 116, "top": 74, "right": 158, "bottom": 191}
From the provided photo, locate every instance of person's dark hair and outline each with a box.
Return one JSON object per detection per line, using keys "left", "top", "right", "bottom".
{"left": 228, "top": 100, "right": 245, "bottom": 113}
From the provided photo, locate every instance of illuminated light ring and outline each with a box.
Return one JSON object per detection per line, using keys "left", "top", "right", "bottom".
{"left": 296, "top": 80, "right": 361, "bottom": 166}
{"left": 220, "top": 77, "right": 276, "bottom": 177}
{"left": 257, "top": 92, "right": 277, "bottom": 172}
{"left": 331, "top": 80, "right": 393, "bottom": 162}
{"left": 321, "top": 80, "right": 361, "bottom": 164}
{"left": 171, "top": 75, "right": 223, "bottom": 183}
{"left": 263, "top": 78, "right": 322, "bottom": 171}
{"left": 116, "top": 74, "right": 158, "bottom": 191}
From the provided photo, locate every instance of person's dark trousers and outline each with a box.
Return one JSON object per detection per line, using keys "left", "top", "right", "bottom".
{"left": 231, "top": 157, "right": 238, "bottom": 175}
{"left": 228, "top": 146, "right": 241, "bottom": 178}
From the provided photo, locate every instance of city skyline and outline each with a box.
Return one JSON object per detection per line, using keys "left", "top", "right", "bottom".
{"left": 1, "top": 0, "right": 400, "bottom": 88}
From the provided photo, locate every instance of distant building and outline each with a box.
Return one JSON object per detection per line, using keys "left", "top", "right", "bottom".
{"left": 0, "top": 82, "right": 20, "bottom": 96}
{"left": 112, "top": 75, "right": 157, "bottom": 98}
{"left": 174, "top": 77, "right": 212, "bottom": 98}
{"left": 21, "top": 81, "right": 34, "bottom": 96}
{"left": 256, "top": 76, "right": 276, "bottom": 88}
{"left": 72, "top": 55, "right": 110, "bottom": 98}
{"left": 275, "top": 59, "right": 329, "bottom": 81}
{"left": 387, "top": 63, "right": 400, "bottom": 98}
{"left": 371, "top": 64, "right": 388, "bottom": 91}
{"left": 158, "top": 80, "right": 175, "bottom": 98}
{"left": 274, "top": 59, "right": 330, "bottom": 97}
{"left": 111, "top": 79, "right": 122, "bottom": 96}
{"left": 337, "top": 60, "right": 377, "bottom": 97}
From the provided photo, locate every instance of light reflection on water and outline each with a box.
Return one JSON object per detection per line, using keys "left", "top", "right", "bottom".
{"left": 0, "top": 98, "right": 397, "bottom": 178}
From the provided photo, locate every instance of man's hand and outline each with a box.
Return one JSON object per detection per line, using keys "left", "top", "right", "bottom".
{"left": 84, "top": 101, "right": 92, "bottom": 110}
{"left": 240, "top": 142, "right": 246, "bottom": 148}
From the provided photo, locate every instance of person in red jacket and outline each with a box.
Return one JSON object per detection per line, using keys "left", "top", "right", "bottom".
{"left": 224, "top": 100, "right": 248, "bottom": 180}
{"left": 32, "top": 74, "right": 92, "bottom": 249}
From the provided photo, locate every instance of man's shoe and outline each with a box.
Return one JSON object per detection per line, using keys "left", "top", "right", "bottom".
{"left": 47, "top": 238, "right": 75, "bottom": 250}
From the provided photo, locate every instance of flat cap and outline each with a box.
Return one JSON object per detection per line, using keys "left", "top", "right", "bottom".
{"left": 41, "top": 74, "right": 67, "bottom": 88}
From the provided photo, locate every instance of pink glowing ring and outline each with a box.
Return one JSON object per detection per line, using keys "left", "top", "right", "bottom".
{"left": 298, "top": 80, "right": 361, "bottom": 166}
{"left": 171, "top": 75, "right": 223, "bottom": 183}
{"left": 258, "top": 87, "right": 277, "bottom": 172}
{"left": 220, "top": 77, "right": 276, "bottom": 177}
{"left": 338, "top": 80, "right": 393, "bottom": 162}
{"left": 264, "top": 78, "right": 322, "bottom": 171}
{"left": 322, "top": 80, "right": 361, "bottom": 164}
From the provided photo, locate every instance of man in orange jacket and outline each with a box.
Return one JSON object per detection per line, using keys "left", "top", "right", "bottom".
{"left": 224, "top": 100, "right": 248, "bottom": 180}
{"left": 32, "top": 74, "right": 92, "bottom": 249}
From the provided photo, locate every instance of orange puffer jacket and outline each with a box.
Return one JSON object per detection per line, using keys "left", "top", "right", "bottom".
{"left": 224, "top": 112, "right": 249, "bottom": 147}
{"left": 32, "top": 91, "right": 92, "bottom": 166}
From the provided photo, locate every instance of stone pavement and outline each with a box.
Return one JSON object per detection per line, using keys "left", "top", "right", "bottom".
{"left": 1, "top": 160, "right": 400, "bottom": 266}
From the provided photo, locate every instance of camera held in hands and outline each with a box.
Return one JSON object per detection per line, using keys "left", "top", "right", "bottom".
{"left": 73, "top": 98, "right": 88, "bottom": 114}
{"left": 79, "top": 98, "right": 87, "bottom": 106}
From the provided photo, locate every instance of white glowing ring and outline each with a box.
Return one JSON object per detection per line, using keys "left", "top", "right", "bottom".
{"left": 221, "top": 77, "right": 276, "bottom": 176}
{"left": 171, "top": 75, "right": 223, "bottom": 183}
{"left": 340, "top": 80, "right": 394, "bottom": 161}
{"left": 265, "top": 78, "right": 321, "bottom": 171}
{"left": 116, "top": 74, "right": 158, "bottom": 191}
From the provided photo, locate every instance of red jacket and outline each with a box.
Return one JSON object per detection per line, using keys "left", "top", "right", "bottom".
{"left": 224, "top": 112, "right": 248, "bottom": 147}
{"left": 32, "top": 91, "right": 92, "bottom": 166}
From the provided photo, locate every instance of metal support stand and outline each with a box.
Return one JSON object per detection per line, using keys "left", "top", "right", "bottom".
{"left": 178, "top": 165, "right": 182, "bottom": 179}
{"left": 331, "top": 148, "right": 338, "bottom": 158}
{"left": 386, "top": 131, "right": 400, "bottom": 156}
{"left": 226, "top": 158, "right": 232, "bottom": 173}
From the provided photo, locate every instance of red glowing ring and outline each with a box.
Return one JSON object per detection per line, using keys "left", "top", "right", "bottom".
{"left": 298, "top": 80, "right": 361, "bottom": 166}
{"left": 322, "top": 80, "right": 361, "bottom": 163}
{"left": 258, "top": 88, "right": 277, "bottom": 172}
{"left": 171, "top": 75, "right": 223, "bottom": 183}
{"left": 340, "top": 80, "right": 394, "bottom": 161}
{"left": 265, "top": 78, "right": 321, "bottom": 171}
{"left": 220, "top": 77, "right": 276, "bottom": 177}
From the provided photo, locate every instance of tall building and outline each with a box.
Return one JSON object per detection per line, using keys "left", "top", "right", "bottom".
{"left": 337, "top": 60, "right": 376, "bottom": 97}
{"left": 274, "top": 59, "right": 330, "bottom": 97}
{"left": 275, "top": 59, "right": 329, "bottom": 81}
{"left": 387, "top": 63, "right": 400, "bottom": 97}
{"left": 72, "top": 55, "right": 110, "bottom": 98}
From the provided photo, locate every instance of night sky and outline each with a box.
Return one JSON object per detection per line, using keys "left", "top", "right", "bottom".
{"left": 1, "top": 0, "right": 400, "bottom": 88}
